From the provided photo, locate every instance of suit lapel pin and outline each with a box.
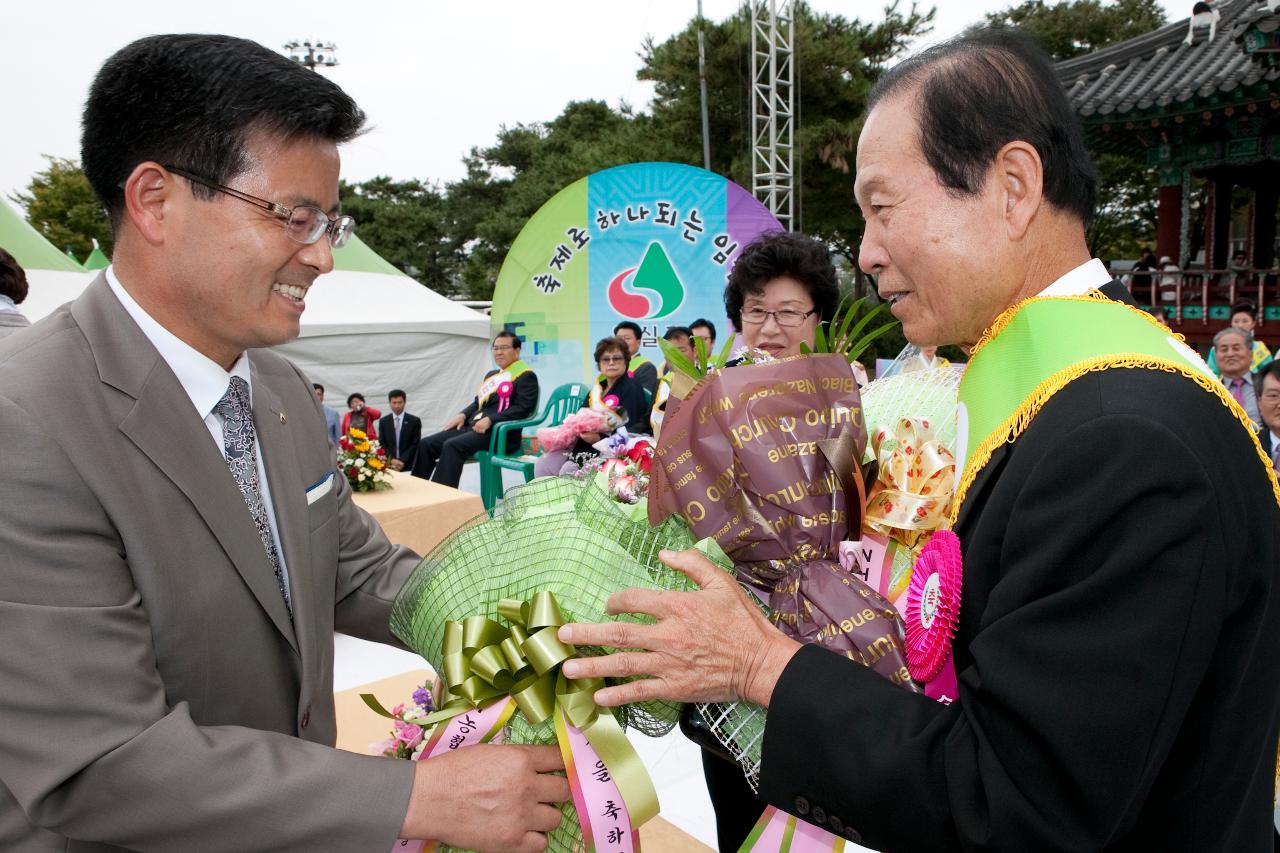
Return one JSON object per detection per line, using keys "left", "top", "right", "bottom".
{"left": 277, "top": 411, "right": 287, "bottom": 424}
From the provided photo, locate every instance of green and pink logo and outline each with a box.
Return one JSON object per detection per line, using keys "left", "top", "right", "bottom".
{"left": 607, "top": 242, "right": 685, "bottom": 320}
{"left": 492, "top": 162, "right": 781, "bottom": 392}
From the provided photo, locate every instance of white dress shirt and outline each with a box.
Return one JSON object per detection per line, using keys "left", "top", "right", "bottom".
{"left": 106, "top": 266, "right": 292, "bottom": 592}
{"left": 1036, "top": 258, "right": 1112, "bottom": 298}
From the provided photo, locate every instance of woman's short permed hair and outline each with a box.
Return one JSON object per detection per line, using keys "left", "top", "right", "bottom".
{"left": 594, "top": 336, "right": 629, "bottom": 364}
{"left": 723, "top": 231, "right": 839, "bottom": 332}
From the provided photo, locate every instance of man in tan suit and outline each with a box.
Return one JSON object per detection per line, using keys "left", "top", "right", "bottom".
{"left": 0, "top": 35, "right": 566, "bottom": 852}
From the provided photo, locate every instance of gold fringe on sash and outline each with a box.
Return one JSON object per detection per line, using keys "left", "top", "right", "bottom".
{"left": 949, "top": 353, "right": 1280, "bottom": 524}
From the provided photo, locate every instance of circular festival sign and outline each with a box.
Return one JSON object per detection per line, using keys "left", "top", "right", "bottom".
{"left": 491, "top": 162, "right": 782, "bottom": 393}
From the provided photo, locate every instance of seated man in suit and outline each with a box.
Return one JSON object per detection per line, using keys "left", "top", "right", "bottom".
{"left": 377, "top": 389, "right": 421, "bottom": 471}
{"left": 1214, "top": 326, "right": 1261, "bottom": 427}
{"left": 312, "top": 382, "right": 341, "bottom": 448}
{"left": 0, "top": 34, "right": 566, "bottom": 851}
{"left": 411, "top": 331, "right": 539, "bottom": 488}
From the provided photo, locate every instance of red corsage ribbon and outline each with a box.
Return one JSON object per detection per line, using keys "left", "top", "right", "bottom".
{"left": 603, "top": 394, "right": 620, "bottom": 409}
{"left": 904, "top": 529, "right": 963, "bottom": 683}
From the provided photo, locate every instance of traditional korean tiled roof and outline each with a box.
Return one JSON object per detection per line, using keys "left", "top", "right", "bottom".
{"left": 1057, "top": 0, "right": 1280, "bottom": 120}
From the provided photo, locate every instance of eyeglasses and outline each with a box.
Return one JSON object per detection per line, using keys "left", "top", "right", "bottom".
{"left": 1262, "top": 391, "right": 1280, "bottom": 402}
{"left": 166, "top": 165, "right": 355, "bottom": 248}
{"left": 740, "top": 307, "right": 816, "bottom": 327}
{"left": 599, "top": 355, "right": 627, "bottom": 364}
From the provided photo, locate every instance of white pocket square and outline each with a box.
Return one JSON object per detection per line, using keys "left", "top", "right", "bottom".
{"left": 305, "top": 472, "right": 334, "bottom": 505}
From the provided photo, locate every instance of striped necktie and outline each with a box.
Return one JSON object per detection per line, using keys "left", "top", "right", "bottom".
{"left": 1229, "top": 377, "right": 1246, "bottom": 406}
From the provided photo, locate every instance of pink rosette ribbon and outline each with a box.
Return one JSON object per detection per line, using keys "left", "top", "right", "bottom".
{"left": 603, "top": 393, "right": 620, "bottom": 410}
{"left": 495, "top": 380, "right": 515, "bottom": 412}
{"left": 904, "top": 529, "right": 963, "bottom": 703}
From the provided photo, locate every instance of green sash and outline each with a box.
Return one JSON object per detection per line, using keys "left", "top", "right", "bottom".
{"left": 953, "top": 292, "right": 1280, "bottom": 524}
{"left": 476, "top": 359, "right": 529, "bottom": 407}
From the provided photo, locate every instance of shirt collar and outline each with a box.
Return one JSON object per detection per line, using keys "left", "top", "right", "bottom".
{"left": 1036, "top": 258, "right": 1112, "bottom": 298}
{"left": 106, "top": 266, "right": 251, "bottom": 418}
{"left": 0, "top": 294, "right": 20, "bottom": 315}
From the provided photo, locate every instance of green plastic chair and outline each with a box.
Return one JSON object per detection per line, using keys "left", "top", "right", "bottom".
{"left": 476, "top": 382, "right": 589, "bottom": 514}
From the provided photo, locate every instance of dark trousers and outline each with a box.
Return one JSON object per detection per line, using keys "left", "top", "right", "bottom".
{"left": 409, "top": 427, "right": 489, "bottom": 488}
{"left": 701, "top": 747, "right": 763, "bottom": 852}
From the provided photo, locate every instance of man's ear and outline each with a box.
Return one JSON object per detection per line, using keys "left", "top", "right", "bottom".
{"left": 120, "top": 162, "right": 174, "bottom": 246}
{"left": 995, "top": 141, "right": 1043, "bottom": 242}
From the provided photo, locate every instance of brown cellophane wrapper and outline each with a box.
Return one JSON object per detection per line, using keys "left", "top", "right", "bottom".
{"left": 649, "top": 356, "right": 918, "bottom": 779}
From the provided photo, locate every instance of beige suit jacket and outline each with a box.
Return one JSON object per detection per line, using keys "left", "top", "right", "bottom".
{"left": 0, "top": 275, "right": 419, "bottom": 851}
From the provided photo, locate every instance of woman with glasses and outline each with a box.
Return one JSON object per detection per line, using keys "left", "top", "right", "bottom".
{"left": 534, "top": 336, "right": 650, "bottom": 476}
{"left": 726, "top": 230, "right": 840, "bottom": 361}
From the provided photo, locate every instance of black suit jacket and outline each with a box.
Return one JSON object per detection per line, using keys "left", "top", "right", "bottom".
{"left": 459, "top": 369, "right": 540, "bottom": 451}
{"left": 758, "top": 283, "right": 1280, "bottom": 851}
{"left": 585, "top": 374, "right": 650, "bottom": 436}
{"left": 377, "top": 412, "right": 422, "bottom": 468}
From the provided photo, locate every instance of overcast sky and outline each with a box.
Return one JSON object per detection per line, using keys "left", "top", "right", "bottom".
{"left": 2, "top": 1, "right": 1183, "bottom": 202}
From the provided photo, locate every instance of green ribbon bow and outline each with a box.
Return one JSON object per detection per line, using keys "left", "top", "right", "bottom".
{"left": 417, "top": 591, "right": 660, "bottom": 826}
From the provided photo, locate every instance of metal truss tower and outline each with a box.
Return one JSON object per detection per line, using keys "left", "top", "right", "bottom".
{"left": 750, "top": 0, "right": 795, "bottom": 231}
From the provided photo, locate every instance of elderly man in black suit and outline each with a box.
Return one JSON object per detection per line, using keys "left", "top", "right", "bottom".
{"left": 560, "top": 27, "right": 1280, "bottom": 853}
{"left": 411, "top": 331, "right": 538, "bottom": 488}
{"left": 376, "top": 389, "right": 421, "bottom": 471}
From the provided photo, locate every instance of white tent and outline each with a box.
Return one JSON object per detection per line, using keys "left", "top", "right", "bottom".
{"left": 2, "top": 197, "right": 491, "bottom": 424}
{"left": 0, "top": 197, "right": 95, "bottom": 324}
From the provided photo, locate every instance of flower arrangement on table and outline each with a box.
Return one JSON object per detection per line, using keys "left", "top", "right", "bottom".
{"left": 362, "top": 470, "right": 729, "bottom": 853}
{"left": 337, "top": 428, "right": 392, "bottom": 492}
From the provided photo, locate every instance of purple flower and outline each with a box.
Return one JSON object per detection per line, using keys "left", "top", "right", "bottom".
{"left": 412, "top": 687, "right": 434, "bottom": 711}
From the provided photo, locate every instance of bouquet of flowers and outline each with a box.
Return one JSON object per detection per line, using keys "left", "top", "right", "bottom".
{"left": 337, "top": 428, "right": 392, "bottom": 492}
{"left": 374, "top": 473, "right": 731, "bottom": 853}
{"left": 535, "top": 407, "right": 612, "bottom": 452}
{"left": 365, "top": 682, "right": 436, "bottom": 760}
{"left": 578, "top": 429, "right": 654, "bottom": 505}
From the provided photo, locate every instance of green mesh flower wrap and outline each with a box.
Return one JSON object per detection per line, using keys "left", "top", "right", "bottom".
{"left": 389, "top": 475, "right": 731, "bottom": 853}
